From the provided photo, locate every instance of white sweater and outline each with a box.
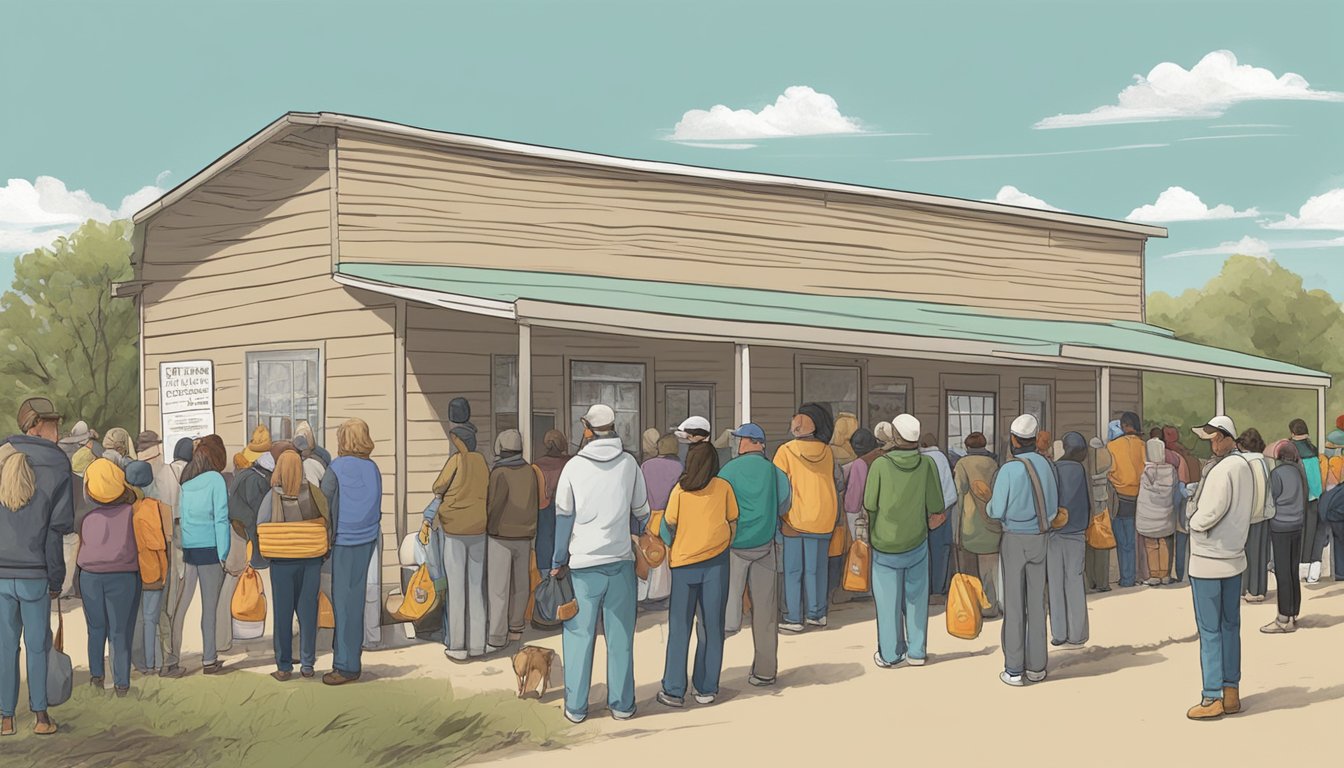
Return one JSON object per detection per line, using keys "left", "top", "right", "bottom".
{"left": 1187, "top": 452, "right": 1254, "bottom": 579}
{"left": 554, "top": 437, "right": 651, "bottom": 570}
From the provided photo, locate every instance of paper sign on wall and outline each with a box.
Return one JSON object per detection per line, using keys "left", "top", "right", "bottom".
{"left": 160, "top": 360, "right": 214, "bottom": 464}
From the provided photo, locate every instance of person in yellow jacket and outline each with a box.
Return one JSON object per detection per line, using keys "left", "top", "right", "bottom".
{"left": 233, "top": 425, "right": 272, "bottom": 472}
{"left": 773, "top": 403, "right": 843, "bottom": 633}
{"left": 1107, "top": 412, "right": 1146, "bottom": 588}
{"left": 419, "top": 427, "right": 489, "bottom": 661}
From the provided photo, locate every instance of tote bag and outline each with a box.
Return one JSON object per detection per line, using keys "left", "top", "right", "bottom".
{"left": 47, "top": 599, "right": 73, "bottom": 708}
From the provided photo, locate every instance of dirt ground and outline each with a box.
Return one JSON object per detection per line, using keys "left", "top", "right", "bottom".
{"left": 52, "top": 564, "right": 1344, "bottom": 765}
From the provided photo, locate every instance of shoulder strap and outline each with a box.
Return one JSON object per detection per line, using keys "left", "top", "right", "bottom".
{"left": 271, "top": 491, "right": 284, "bottom": 524}
{"left": 1016, "top": 457, "right": 1050, "bottom": 534}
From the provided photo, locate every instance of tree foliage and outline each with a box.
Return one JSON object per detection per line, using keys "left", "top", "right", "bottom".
{"left": 1145, "top": 254, "right": 1344, "bottom": 450}
{"left": 0, "top": 220, "right": 138, "bottom": 435}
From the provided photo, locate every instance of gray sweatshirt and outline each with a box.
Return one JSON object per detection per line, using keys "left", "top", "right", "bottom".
{"left": 1269, "top": 463, "right": 1307, "bottom": 533}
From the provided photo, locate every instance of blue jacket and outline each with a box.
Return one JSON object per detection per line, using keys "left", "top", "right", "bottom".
{"left": 322, "top": 456, "right": 382, "bottom": 546}
{"left": 987, "top": 451, "right": 1060, "bottom": 534}
{"left": 180, "top": 471, "right": 231, "bottom": 563}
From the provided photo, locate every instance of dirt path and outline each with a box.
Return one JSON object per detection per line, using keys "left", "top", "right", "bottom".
{"left": 55, "top": 571, "right": 1344, "bottom": 763}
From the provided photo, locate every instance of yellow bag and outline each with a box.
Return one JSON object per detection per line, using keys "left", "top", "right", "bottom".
{"left": 318, "top": 590, "right": 335, "bottom": 629}
{"left": 946, "top": 572, "right": 991, "bottom": 640}
{"left": 231, "top": 561, "right": 267, "bottom": 623}
{"left": 391, "top": 563, "right": 437, "bottom": 622}
{"left": 842, "top": 539, "right": 871, "bottom": 592}
{"left": 258, "top": 492, "right": 330, "bottom": 560}
{"left": 1086, "top": 508, "right": 1117, "bottom": 550}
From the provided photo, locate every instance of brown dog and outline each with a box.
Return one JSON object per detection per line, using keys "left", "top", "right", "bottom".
{"left": 513, "top": 646, "right": 557, "bottom": 699}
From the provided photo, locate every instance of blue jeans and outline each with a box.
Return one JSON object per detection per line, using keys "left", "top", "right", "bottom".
{"left": 1191, "top": 575, "right": 1241, "bottom": 700}
{"left": 927, "top": 521, "right": 953, "bottom": 595}
{"left": 870, "top": 543, "right": 930, "bottom": 663}
{"left": 0, "top": 578, "right": 50, "bottom": 716}
{"left": 664, "top": 551, "right": 729, "bottom": 699}
{"left": 1113, "top": 515, "right": 1137, "bottom": 586}
{"left": 140, "top": 589, "right": 165, "bottom": 671}
{"left": 271, "top": 558, "right": 322, "bottom": 672}
{"left": 1174, "top": 532, "right": 1189, "bottom": 581}
{"left": 563, "top": 560, "right": 637, "bottom": 718}
{"left": 782, "top": 534, "right": 829, "bottom": 623}
{"left": 536, "top": 502, "right": 557, "bottom": 576}
{"left": 80, "top": 571, "right": 141, "bottom": 689}
{"left": 332, "top": 541, "right": 377, "bottom": 676}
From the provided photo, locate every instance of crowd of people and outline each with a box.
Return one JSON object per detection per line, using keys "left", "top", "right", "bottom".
{"left": 1, "top": 390, "right": 1341, "bottom": 736}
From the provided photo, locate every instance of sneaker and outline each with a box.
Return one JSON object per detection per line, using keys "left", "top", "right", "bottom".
{"left": 1065, "top": 641, "right": 1087, "bottom": 649}
{"left": 610, "top": 708, "right": 635, "bottom": 721}
{"left": 485, "top": 644, "right": 506, "bottom": 655}
{"left": 1144, "top": 578, "right": 1161, "bottom": 587}
{"left": 1026, "top": 669, "right": 1047, "bottom": 683}
{"left": 1000, "top": 671, "right": 1024, "bottom": 687}
{"left": 748, "top": 675, "right": 775, "bottom": 687}
{"left": 873, "top": 651, "right": 901, "bottom": 669}
{"left": 694, "top": 693, "right": 716, "bottom": 705}
{"left": 656, "top": 691, "right": 685, "bottom": 708}
{"left": 906, "top": 657, "right": 926, "bottom": 667}
{"left": 564, "top": 709, "right": 586, "bottom": 724}
{"left": 1308, "top": 562, "right": 1322, "bottom": 583}
{"left": 1260, "top": 618, "right": 1295, "bottom": 634}
{"left": 1299, "top": 563, "right": 1310, "bottom": 582}
{"left": 805, "top": 617, "right": 827, "bottom": 628}
{"left": 778, "top": 622, "right": 805, "bottom": 634}
{"left": 1187, "top": 697, "right": 1225, "bottom": 720}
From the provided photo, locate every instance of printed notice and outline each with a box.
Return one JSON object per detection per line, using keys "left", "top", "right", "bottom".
{"left": 160, "top": 360, "right": 214, "bottom": 464}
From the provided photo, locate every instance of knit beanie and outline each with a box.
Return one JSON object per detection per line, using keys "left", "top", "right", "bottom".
{"left": 85, "top": 458, "right": 127, "bottom": 504}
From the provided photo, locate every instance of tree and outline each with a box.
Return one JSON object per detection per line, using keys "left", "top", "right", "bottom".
{"left": 1145, "top": 254, "right": 1344, "bottom": 449}
{"left": 0, "top": 220, "right": 139, "bottom": 435}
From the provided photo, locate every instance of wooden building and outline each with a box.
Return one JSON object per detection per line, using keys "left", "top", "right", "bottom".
{"left": 122, "top": 112, "right": 1331, "bottom": 601}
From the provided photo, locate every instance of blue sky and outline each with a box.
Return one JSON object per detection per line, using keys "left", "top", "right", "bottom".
{"left": 2, "top": 0, "right": 1342, "bottom": 298}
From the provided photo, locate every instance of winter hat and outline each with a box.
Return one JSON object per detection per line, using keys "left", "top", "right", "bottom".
{"left": 797, "top": 403, "right": 835, "bottom": 444}
{"left": 173, "top": 437, "right": 195, "bottom": 463}
{"left": 581, "top": 404, "right": 616, "bottom": 430}
{"left": 892, "top": 414, "right": 921, "bottom": 443}
{"left": 125, "top": 460, "right": 154, "bottom": 489}
{"left": 1106, "top": 420, "right": 1123, "bottom": 442}
{"left": 873, "top": 422, "right": 896, "bottom": 449}
{"left": 1010, "top": 414, "right": 1039, "bottom": 440}
{"left": 255, "top": 450, "right": 277, "bottom": 473}
{"left": 448, "top": 398, "right": 472, "bottom": 424}
{"left": 1062, "top": 432, "right": 1088, "bottom": 463}
{"left": 247, "top": 425, "right": 272, "bottom": 453}
{"left": 85, "top": 458, "right": 127, "bottom": 504}
{"left": 136, "top": 431, "right": 162, "bottom": 454}
{"left": 451, "top": 426, "right": 478, "bottom": 452}
{"left": 850, "top": 428, "right": 878, "bottom": 457}
{"left": 16, "top": 397, "right": 60, "bottom": 433}
{"left": 60, "top": 420, "right": 94, "bottom": 446}
{"left": 495, "top": 429, "right": 523, "bottom": 455}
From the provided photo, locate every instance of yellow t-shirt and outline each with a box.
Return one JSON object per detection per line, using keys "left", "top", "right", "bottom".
{"left": 664, "top": 478, "right": 739, "bottom": 568}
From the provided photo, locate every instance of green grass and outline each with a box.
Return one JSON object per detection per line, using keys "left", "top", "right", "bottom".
{"left": 2, "top": 673, "right": 575, "bottom": 768}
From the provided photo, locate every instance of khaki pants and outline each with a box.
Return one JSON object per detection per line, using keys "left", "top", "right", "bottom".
{"left": 1141, "top": 535, "right": 1172, "bottom": 580}
{"left": 486, "top": 537, "right": 532, "bottom": 648}
{"left": 725, "top": 544, "right": 778, "bottom": 682}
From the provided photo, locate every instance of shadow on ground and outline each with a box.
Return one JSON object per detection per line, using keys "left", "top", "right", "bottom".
{"left": 1048, "top": 633, "right": 1198, "bottom": 681}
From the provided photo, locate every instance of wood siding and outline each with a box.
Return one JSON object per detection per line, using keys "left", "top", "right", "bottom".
{"left": 335, "top": 131, "right": 1146, "bottom": 322}
{"left": 139, "top": 129, "right": 403, "bottom": 590}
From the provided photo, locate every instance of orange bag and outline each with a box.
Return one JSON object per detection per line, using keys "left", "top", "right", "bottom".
{"left": 231, "top": 557, "right": 267, "bottom": 623}
{"left": 842, "top": 539, "right": 870, "bottom": 592}
{"left": 946, "top": 572, "right": 991, "bottom": 640}
{"left": 391, "top": 563, "right": 438, "bottom": 622}
{"left": 1086, "top": 508, "right": 1117, "bottom": 550}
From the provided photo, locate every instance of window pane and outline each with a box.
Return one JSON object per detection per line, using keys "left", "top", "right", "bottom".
{"left": 801, "top": 365, "right": 860, "bottom": 423}
{"left": 494, "top": 355, "right": 519, "bottom": 415}
{"left": 947, "top": 392, "right": 995, "bottom": 457}
{"left": 570, "top": 361, "right": 645, "bottom": 452}
{"left": 665, "top": 387, "right": 689, "bottom": 432}
{"left": 572, "top": 361, "right": 644, "bottom": 382}
{"left": 246, "top": 350, "right": 320, "bottom": 445}
{"left": 1023, "top": 383, "right": 1050, "bottom": 433}
{"left": 689, "top": 388, "right": 712, "bottom": 429}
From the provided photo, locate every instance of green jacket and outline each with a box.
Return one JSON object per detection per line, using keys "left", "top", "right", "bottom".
{"left": 863, "top": 449, "right": 944, "bottom": 555}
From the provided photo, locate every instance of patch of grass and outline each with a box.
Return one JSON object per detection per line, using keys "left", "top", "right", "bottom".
{"left": 3, "top": 674, "right": 575, "bottom": 768}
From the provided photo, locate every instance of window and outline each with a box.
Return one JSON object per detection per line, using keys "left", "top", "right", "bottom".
{"left": 1022, "top": 381, "right": 1053, "bottom": 434}
{"left": 801, "top": 364, "right": 861, "bottom": 424}
{"left": 664, "top": 384, "right": 714, "bottom": 435}
{"left": 570, "top": 361, "right": 644, "bottom": 451}
{"left": 493, "top": 355, "right": 519, "bottom": 436}
{"left": 246, "top": 349, "right": 321, "bottom": 443}
{"left": 868, "top": 377, "right": 911, "bottom": 426}
{"left": 947, "top": 391, "right": 995, "bottom": 457}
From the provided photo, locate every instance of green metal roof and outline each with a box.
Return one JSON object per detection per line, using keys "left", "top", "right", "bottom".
{"left": 337, "top": 263, "right": 1328, "bottom": 383}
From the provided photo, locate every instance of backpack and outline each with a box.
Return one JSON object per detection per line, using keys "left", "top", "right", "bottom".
{"left": 257, "top": 487, "right": 329, "bottom": 560}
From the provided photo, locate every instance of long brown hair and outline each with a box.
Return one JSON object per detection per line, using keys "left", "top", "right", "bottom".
{"left": 180, "top": 435, "right": 227, "bottom": 485}
{"left": 272, "top": 450, "right": 304, "bottom": 497}
{"left": 678, "top": 441, "right": 720, "bottom": 493}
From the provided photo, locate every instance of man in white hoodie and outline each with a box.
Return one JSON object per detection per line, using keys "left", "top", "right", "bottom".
{"left": 1185, "top": 415, "right": 1253, "bottom": 721}
{"left": 552, "top": 404, "right": 651, "bottom": 724}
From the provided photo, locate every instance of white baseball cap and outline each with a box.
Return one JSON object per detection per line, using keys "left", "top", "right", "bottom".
{"left": 1010, "top": 414, "right": 1039, "bottom": 439}
{"left": 1193, "top": 415, "right": 1237, "bottom": 441}
{"left": 580, "top": 404, "right": 616, "bottom": 429}
{"left": 675, "top": 416, "right": 712, "bottom": 440}
{"left": 892, "top": 414, "right": 921, "bottom": 443}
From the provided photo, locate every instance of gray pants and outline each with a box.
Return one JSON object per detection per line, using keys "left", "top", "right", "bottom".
{"left": 1001, "top": 532, "right": 1048, "bottom": 676}
{"left": 442, "top": 534, "right": 487, "bottom": 657}
{"left": 1046, "top": 532, "right": 1088, "bottom": 645}
{"left": 956, "top": 549, "right": 1001, "bottom": 616}
{"left": 725, "top": 544, "right": 779, "bottom": 682}
{"left": 486, "top": 537, "right": 532, "bottom": 648}
{"left": 1243, "top": 521, "right": 1271, "bottom": 597}
{"left": 167, "top": 562, "right": 226, "bottom": 666}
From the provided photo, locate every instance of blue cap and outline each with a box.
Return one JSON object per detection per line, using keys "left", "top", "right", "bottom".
{"left": 731, "top": 422, "right": 766, "bottom": 443}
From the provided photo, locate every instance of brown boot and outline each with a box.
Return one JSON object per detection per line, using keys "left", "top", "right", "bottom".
{"left": 322, "top": 671, "right": 360, "bottom": 686}
{"left": 1187, "top": 698, "right": 1225, "bottom": 720}
{"left": 1, "top": 716, "right": 15, "bottom": 736}
{"left": 1223, "top": 687, "right": 1241, "bottom": 714}
{"left": 33, "top": 712, "right": 57, "bottom": 736}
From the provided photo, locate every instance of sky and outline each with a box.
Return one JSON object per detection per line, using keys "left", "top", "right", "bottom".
{"left": 3, "top": 0, "right": 1343, "bottom": 299}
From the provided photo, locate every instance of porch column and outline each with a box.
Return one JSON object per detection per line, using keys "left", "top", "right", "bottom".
{"left": 519, "top": 323, "right": 533, "bottom": 462}
{"left": 1318, "top": 386, "right": 1328, "bottom": 448}
{"left": 1097, "top": 366, "right": 1111, "bottom": 439}
{"left": 735, "top": 343, "right": 752, "bottom": 426}
{"left": 1214, "top": 377, "right": 1225, "bottom": 416}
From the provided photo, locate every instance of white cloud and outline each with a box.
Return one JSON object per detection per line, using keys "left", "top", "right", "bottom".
{"left": 894, "top": 142, "right": 1167, "bottom": 163}
{"left": 1126, "top": 186, "right": 1258, "bottom": 223}
{"left": 1263, "top": 188, "right": 1344, "bottom": 230}
{"left": 0, "top": 174, "right": 169, "bottom": 253}
{"left": 1164, "top": 235, "right": 1275, "bottom": 260}
{"left": 1035, "top": 50, "right": 1344, "bottom": 129}
{"left": 670, "top": 86, "right": 865, "bottom": 142}
{"left": 985, "top": 185, "right": 1065, "bottom": 212}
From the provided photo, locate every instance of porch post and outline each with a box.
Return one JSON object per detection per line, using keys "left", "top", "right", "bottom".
{"left": 519, "top": 323, "right": 533, "bottom": 462}
{"left": 735, "top": 343, "right": 752, "bottom": 426}
{"left": 1318, "top": 386, "right": 1328, "bottom": 448}
{"left": 1214, "top": 377, "right": 1225, "bottom": 416}
{"left": 1097, "top": 366, "right": 1111, "bottom": 439}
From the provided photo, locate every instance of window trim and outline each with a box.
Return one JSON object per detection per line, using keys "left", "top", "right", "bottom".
{"left": 1020, "top": 378, "right": 1055, "bottom": 436}
{"left": 492, "top": 353, "right": 520, "bottom": 438}
{"left": 661, "top": 382, "right": 716, "bottom": 435}
{"left": 245, "top": 347, "right": 324, "bottom": 445}
{"left": 796, "top": 358, "right": 866, "bottom": 425}
{"left": 867, "top": 375, "right": 913, "bottom": 425}
{"left": 566, "top": 358, "right": 649, "bottom": 452}
{"left": 944, "top": 389, "right": 998, "bottom": 458}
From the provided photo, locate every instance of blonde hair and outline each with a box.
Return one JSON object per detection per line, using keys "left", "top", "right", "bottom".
{"left": 0, "top": 446, "right": 36, "bottom": 511}
{"left": 337, "top": 418, "right": 375, "bottom": 458}
{"left": 272, "top": 451, "right": 305, "bottom": 496}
